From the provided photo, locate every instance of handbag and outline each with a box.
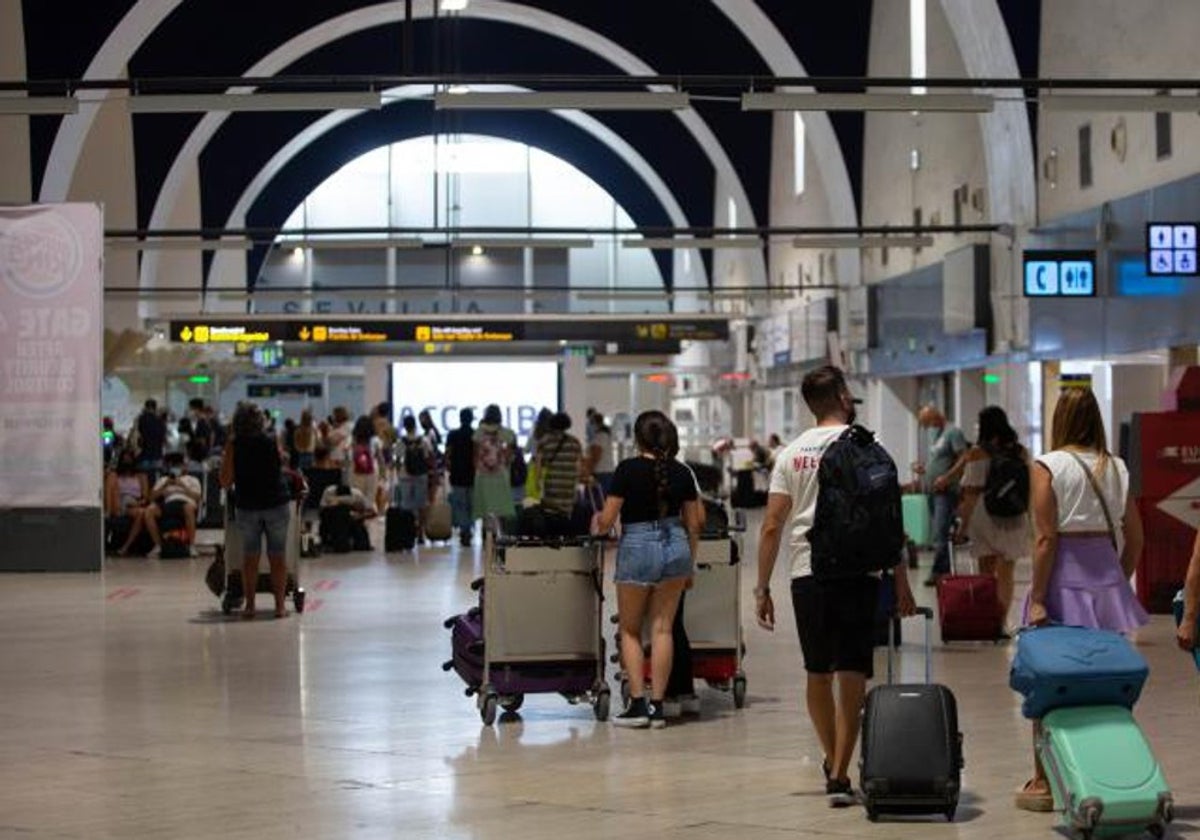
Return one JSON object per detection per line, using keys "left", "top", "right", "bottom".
{"left": 1065, "top": 451, "right": 1117, "bottom": 551}
{"left": 205, "top": 546, "right": 226, "bottom": 596}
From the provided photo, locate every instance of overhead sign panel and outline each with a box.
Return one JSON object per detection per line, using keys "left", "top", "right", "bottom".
{"left": 1146, "top": 222, "right": 1198, "bottom": 276}
{"left": 1023, "top": 250, "right": 1097, "bottom": 298}
{"left": 169, "top": 317, "right": 728, "bottom": 345}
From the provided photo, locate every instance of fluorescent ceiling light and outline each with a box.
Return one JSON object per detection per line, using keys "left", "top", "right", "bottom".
{"left": 1041, "top": 94, "right": 1200, "bottom": 112}
{"left": 742, "top": 92, "right": 994, "bottom": 113}
{"left": 0, "top": 96, "right": 79, "bottom": 115}
{"left": 434, "top": 91, "right": 689, "bottom": 111}
{"left": 277, "top": 237, "right": 424, "bottom": 250}
{"left": 792, "top": 235, "right": 934, "bottom": 249}
{"left": 623, "top": 237, "right": 762, "bottom": 250}
{"left": 441, "top": 0, "right": 470, "bottom": 9}
{"left": 450, "top": 238, "right": 595, "bottom": 249}
{"left": 107, "top": 238, "right": 252, "bottom": 251}
{"left": 129, "top": 91, "right": 383, "bottom": 113}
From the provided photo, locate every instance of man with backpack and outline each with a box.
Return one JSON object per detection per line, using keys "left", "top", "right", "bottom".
{"left": 395, "top": 415, "right": 433, "bottom": 543}
{"left": 755, "top": 365, "right": 915, "bottom": 807}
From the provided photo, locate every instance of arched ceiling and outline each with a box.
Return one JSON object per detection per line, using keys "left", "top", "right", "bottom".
{"left": 18, "top": 0, "right": 1040, "bottom": 289}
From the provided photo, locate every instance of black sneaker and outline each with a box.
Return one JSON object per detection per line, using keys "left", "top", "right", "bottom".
{"left": 647, "top": 700, "right": 666, "bottom": 729}
{"left": 826, "top": 778, "right": 855, "bottom": 808}
{"left": 612, "top": 698, "right": 650, "bottom": 728}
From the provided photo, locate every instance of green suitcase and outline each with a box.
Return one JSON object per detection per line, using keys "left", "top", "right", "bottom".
{"left": 902, "top": 494, "right": 931, "bottom": 547}
{"left": 1039, "top": 706, "right": 1173, "bottom": 839}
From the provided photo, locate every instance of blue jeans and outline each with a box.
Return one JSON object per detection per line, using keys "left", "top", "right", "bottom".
{"left": 929, "top": 489, "right": 959, "bottom": 575}
{"left": 449, "top": 486, "right": 473, "bottom": 535}
{"left": 615, "top": 519, "right": 692, "bottom": 586}
{"left": 236, "top": 503, "right": 291, "bottom": 558}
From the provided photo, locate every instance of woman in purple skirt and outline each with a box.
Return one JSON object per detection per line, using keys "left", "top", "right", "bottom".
{"left": 1016, "top": 386, "right": 1147, "bottom": 811}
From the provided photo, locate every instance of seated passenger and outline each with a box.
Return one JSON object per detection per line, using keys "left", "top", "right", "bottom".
{"left": 319, "top": 483, "right": 376, "bottom": 552}
{"left": 106, "top": 448, "right": 150, "bottom": 555}
{"left": 145, "top": 452, "right": 203, "bottom": 557}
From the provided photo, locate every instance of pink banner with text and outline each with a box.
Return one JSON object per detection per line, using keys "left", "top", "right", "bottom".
{"left": 0, "top": 204, "right": 103, "bottom": 507}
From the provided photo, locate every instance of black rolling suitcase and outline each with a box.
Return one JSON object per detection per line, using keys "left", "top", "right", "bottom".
{"left": 860, "top": 606, "right": 963, "bottom": 822}
{"left": 385, "top": 507, "right": 416, "bottom": 552}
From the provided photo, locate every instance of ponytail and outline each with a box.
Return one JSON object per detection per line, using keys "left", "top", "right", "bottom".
{"left": 633, "top": 410, "right": 681, "bottom": 520}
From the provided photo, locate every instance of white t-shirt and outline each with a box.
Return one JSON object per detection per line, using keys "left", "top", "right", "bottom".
{"left": 1037, "top": 450, "right": 1129, "bottom": 533}
{"left": 153, "top": 473, "right": 202, "bottom": 506}
{"left": 767, "top": 424, "right": 848, "bottom": 579}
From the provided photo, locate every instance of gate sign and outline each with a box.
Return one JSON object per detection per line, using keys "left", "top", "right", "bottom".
{"left": 1023, "top": 250, "right": 1097, "bottom": 298}
{"left": 0, "top": 205, "right": 103, "bottom": 507}
{"left": 1146, "top": 222, "right": 1198, "bottom": 276}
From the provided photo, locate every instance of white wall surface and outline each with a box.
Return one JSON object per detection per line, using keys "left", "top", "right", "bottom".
{"left": 1038, "top": 0, "right": 1200, "bottom": 221}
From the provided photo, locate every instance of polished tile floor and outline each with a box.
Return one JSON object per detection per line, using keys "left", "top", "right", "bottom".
{"left": 2, "top": 517, "right": 1198, "bottom": 839}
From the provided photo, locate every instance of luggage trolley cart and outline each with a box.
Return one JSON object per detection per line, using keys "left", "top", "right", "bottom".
{"left": 216, "top": 498, "right": 306, "bottom": 615}
{"left": 616, "top": 519, "right": 748, "bottom": 710}
{"left": 443, "top": 523, "right": 610, "bottom": 725}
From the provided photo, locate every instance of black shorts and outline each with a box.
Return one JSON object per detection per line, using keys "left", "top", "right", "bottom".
{"left": 791, "top": 575, "right": 880, "bottom": 679}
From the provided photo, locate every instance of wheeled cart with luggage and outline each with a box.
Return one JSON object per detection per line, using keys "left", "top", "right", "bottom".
{"left": 442, "top": 526, "right": 610, "bottom": 725}
{"left": 615, "top": 528, "right": 748, "bottom": 710}
{"left": 215, "top": 499, "right": 306, "bottom": 615}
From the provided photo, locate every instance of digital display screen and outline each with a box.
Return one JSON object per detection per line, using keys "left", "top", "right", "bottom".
{"left": 389, "top": 361, "right": 560, "bottom": 443}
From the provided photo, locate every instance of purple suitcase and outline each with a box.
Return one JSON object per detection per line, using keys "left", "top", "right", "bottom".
{"left": 443, "top": 601, "right": 600, "bottom": 718}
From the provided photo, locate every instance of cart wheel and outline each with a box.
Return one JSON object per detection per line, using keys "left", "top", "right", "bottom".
{"left": 481, "top": 693, "right": 498, "bottom": 726}
{"left": 593, "top": 690, "right": 611, "bottom": 722}
{"left": 500, "top": 694, "right": 524, "bottom": 713}
{"left": 732, "top": 676, "right": 748, "bottom": 709}
{"left": 294, "top": 589, "right": 306, "bottom": 614}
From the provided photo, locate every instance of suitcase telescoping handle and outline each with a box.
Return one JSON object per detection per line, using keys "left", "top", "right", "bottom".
{"left": 886, "top": 605, "right": 934, "bottom": 686}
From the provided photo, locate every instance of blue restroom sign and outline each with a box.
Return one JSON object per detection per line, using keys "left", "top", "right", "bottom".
{"left": 1023, "top": 250, "right": 1097, "bottom": 298}
{"left": 1146, "top": 222, "right": 1198, "bottom": 276}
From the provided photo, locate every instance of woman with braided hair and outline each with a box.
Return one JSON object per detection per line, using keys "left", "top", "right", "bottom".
{"left": 594, "top": 410, "right": 704, "bottom": 729}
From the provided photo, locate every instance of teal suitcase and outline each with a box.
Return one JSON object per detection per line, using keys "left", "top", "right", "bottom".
{"left": 902, "top": 494, "right": 931, "bottom": 547}
{"left": 1039, "top": 706, "right": 1173, "bottom": 839}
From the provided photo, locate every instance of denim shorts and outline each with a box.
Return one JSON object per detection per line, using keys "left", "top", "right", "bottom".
{"left": 614, "top": 519, "right": 692, "bottom": 586}
{"left": 235, "top": 503, "right": 291, "bottom": 557}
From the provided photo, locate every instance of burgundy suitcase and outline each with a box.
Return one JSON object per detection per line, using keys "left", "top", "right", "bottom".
{"left": 936, "top": 542, "right": 1004, "bottom": 642}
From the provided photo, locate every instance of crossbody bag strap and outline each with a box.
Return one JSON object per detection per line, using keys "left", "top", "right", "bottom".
{"left": 1065, "top": 451, "right": 1117, "bottom": 551}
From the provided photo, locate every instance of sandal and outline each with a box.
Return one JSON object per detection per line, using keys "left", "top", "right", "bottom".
{"left": 1014, "top": 779, "right": 1054, "bottom": 812}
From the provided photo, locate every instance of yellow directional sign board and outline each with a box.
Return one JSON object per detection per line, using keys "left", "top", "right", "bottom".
{"left": 176, "top": 324, "right": 269, "bottom": 344}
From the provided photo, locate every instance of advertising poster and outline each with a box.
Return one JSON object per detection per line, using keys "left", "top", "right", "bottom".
{"left": 0, "top": 204, "right": 103, "bottom": 508}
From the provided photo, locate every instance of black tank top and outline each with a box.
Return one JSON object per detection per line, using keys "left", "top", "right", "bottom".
{"left": 233, "top": 433, "right": 286, "bottom": 511}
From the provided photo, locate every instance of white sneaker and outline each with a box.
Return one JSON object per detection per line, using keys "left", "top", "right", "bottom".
{"left": 680, "top": 694, "right": 701, "bottom": 715}
{"left": 147, "top": 546, "right": 161, "bottom": 559}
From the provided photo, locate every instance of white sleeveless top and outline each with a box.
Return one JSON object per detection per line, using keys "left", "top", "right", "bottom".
{"left": 1036, "top": 450, "right": 1128, "bottom": 533}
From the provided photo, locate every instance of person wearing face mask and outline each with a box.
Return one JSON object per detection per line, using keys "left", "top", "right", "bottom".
{"left": 917, "top": 405, "right": 969, "bottom": 586}
{"left": 145, "top": 451, "right": 203, "bottom": 557}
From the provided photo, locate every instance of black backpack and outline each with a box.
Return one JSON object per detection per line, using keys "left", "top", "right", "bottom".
{"left": 403, "top": 438, "right": 429, "bottom": 476}
{"left": 509, "top": 444, "right": 528, "bottom": 488}
{"left": 808, "top": 425, "right": 904, "bottom": 579}
{"left": 983, "top": 444, "right": 1030, "bottom": 518}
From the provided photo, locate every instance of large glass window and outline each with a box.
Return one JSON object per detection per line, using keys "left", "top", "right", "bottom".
{"left": 275, "top": 135, "right": 666, "bottom": 312}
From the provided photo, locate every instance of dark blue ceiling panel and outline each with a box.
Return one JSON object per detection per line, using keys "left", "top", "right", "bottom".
{"left": 237, "top": 101, "right": 690, "bottom": 289}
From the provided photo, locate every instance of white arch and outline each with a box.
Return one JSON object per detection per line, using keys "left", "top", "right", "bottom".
{"left": 215, "top": 84, "right": 698, "bottom": 289}
{"left": 38, "top": 0, "right": 184, "bottom": 202}
{"left": 710, "top": 0, "right": 858, "bottom": 229}
{"left": 141, "top": 0, "right": 759, "bottom": 288}
{"left": 938, "top": 0, "right": 1036, "bottom": 226}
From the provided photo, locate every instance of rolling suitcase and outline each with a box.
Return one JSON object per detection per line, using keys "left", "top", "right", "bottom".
{"left": 1039, "top": 705, "right": 1172, "bottom": 839}
{"left": 936, "top": 540, "right": 1004, "bottom": 642}
{"left": 426, "top": 499, "right": 453, "bottom": 542}
{"left": 385, "top": 507, "right": 416, "bottom": 552}
{"left": 860, "top": 606, "right": 963, "bottom": 822}
{"left": 1009, "top": 625, "right": 1148, "bottom": 719}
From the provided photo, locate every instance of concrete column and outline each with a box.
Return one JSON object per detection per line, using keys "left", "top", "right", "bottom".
{"left": 954, "top": 367, "right": 986, "bottom": 436}
{"left": 0, "top": 1, "right": 31, "bottom": 203}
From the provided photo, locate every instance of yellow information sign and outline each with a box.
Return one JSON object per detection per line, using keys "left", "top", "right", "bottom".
{"left": 178, "top": 324, "right": 269, "bottom": 344}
